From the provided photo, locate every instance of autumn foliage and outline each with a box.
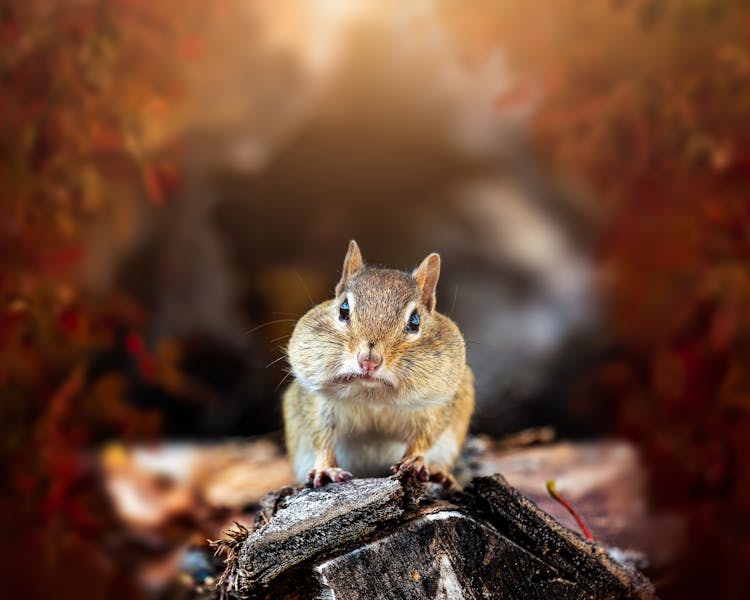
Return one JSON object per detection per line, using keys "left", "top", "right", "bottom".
{"left": 1, "top": 1, "right": 224, "bottom": 596}
{"left": 2, "top": 0, "right": 750, "bottom": 597}
{"left": 447, "top": 1, "right": 750, "bottom": 596}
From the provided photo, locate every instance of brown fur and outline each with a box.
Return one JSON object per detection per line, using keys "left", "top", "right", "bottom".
{"left": 283, "top": 241, "right": 475, "bottom": 486}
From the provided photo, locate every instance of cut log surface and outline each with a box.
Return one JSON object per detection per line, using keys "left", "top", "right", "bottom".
{"left": 214, "top": 473, "right": 655, "bottom": 599}
{"left": 236, "top": 478, "right": 406, "bottom": 587}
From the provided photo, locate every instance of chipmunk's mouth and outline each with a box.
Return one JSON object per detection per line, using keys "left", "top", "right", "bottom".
{"left": 332, "top": 373, "right": 396, "bottom": 390}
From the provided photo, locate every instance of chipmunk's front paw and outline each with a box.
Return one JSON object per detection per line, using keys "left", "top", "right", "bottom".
{"left": 308, "top": 467, "right": 353, "bottom": 487}
{"left": 428, "top": 468, "right": 458, "bottom": 489}
{"left": 391, "top": 455, "right": 429, "bottom": 482}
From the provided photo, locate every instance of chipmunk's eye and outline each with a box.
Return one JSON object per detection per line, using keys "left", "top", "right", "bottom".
{"left": 405, "top": 310, "right": 420, "bottom": 333}
{"left": 339, "top": 298, "right": 350, "bottom": 322}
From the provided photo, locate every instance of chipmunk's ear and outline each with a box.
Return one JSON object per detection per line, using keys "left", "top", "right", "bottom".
{"left": 412, "top": 253, "right": 441, "bottom": 313}
{"left": 336, "top": 240, "right": 364, "bottom": 296}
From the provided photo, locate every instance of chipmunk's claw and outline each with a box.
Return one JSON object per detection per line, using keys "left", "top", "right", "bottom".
{"left": 392, "top": 455, "right": 429, "bottom": 482}
{"left": 308, "top": 467, "right": 353, "bottom": 487}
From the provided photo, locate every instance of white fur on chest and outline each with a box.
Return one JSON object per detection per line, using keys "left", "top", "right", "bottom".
{"left": 334, "top": 435, "right": 406, "bottom": 477}
{"left": 331, "top": 403, "right": 407, "bottom": 476}
{"left": 333, "top": 426, "right": 460, "bottom": 477}
{"left": 333, "top": 401, "right": 460, "bottom": 477}
{"left": 291, "top": 391, "right": 461, "bottom": 481}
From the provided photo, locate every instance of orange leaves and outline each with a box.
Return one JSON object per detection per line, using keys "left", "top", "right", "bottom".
{"left": 179, "top": 35, "right": 206, "bottom": 60}
{"left": 142, "top": 161, "right": 181, "bottom": 206}
{"left": 0, "top": 2, "right": 232, "bottom": 595}
{"left": 459, "top": 2, "right": 750, "bottom": 589}
{"left": 0, "top": 0, "right": 214, "bottom": 413}
{"left": 89, "top": 120, "right": 124, "bottom": 153}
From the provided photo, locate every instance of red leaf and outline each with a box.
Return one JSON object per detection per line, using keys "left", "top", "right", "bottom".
{"left": 124, "top": 331, "right": 146, "bottom": 357}
{"left": 179, "top": 36, "right": 206, "bottom": 60}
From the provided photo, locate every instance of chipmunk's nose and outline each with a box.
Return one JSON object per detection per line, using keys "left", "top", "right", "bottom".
{"left": 359, "top": 358, "right": 381, "bottom": 372}
{"left": 357, "top": 345, "right": 382, "bottom": 373}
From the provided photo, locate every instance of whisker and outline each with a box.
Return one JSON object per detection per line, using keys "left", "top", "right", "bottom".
{"left": 244, "top": 319, "right": 297, "bottom": 335}
{"left": 266, "top": 353, "right": 289, "bottom": 368}
{"left": 465, "top": 338, "right": 503, "bottom": 351}
{"left": 275, "top": 370, "right": 293, "bottom": 392}
{"left": 269, "top": 334, "right": 291, "bottom": 343}
{"left": 271, "top": 311, "right": 301, "bottom": 317}
{"left": 448, "top": 284, "right": 459, "bottom": 318}
{"left": 294, "top": 270, "right": 316, "bottom": 308}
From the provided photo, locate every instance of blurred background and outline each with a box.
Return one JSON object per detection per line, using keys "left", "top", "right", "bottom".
{"left": 2, "top": 0, "right": 749, "bottom": 598}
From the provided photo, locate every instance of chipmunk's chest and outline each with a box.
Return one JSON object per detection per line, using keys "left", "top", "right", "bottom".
{"left": 333, "top": 403, "right": 418, "bottom": 439}
{"left": 332, "top": 404, "right": 415, "bottom": 477}
{"left": 334, "top": 436, "right": 406, "bottom": 478}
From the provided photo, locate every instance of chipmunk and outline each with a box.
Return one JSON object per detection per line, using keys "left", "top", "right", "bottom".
{"left": 283, "top": 240, "right": 474, "bottom": 488}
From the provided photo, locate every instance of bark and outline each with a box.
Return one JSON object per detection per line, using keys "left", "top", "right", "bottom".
{"left": 213, "top": 473, "right": 654, "bottom": 599}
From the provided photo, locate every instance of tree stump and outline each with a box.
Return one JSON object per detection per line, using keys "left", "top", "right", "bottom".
{"left": 213, "top": 473, "right": 654, "bottom": 599}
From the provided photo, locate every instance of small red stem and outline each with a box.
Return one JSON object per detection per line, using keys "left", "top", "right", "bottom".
{"left": 546, "top": 480, "right": 594, "bottom": 541}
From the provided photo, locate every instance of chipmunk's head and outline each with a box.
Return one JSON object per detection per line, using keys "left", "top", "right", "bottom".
{"left": 288, "top": 240, "right": 465, "bottom": 406}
